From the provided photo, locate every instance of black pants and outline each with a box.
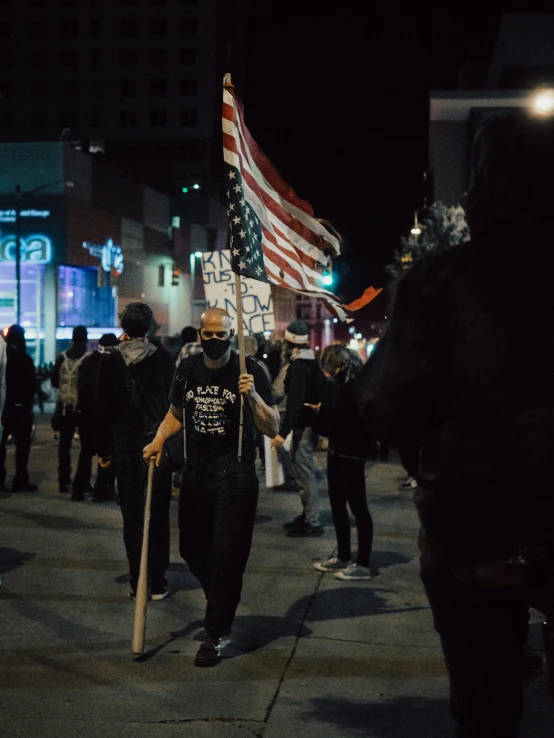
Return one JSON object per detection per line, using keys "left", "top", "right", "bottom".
{"left": 178, "top": 461, "right": 259, "bottom": 638}
{"left": 57, "top": 405, "right": 94, "bottom": 491}
{"left": 0, "top": 405, "right": 33, "bottom": 486}
{"left": 327, "top": 451, "right": 373, "bottom": 567}
{"left": 421, "top": 558, "right": 554, "bottom": 738}
{"left": 115, "top": 451, "right": 172, "bottom": 590}
{"left": 397, "top": 443, "right": 420, "bottom": 478}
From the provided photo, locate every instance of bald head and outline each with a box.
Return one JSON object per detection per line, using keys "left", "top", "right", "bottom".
{"left": 201, "top": 307, "right": 232, "bottom": 329}
{"left": 199, "top": 307, "right": 233, "bottom": 340}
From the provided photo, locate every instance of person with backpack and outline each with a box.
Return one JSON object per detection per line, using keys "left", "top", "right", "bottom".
{"left": 271, "top": 319, "right": 325, "bottom": 538}
{"left": 0, "top": 325, "right": 38, "bottom": 492}
{"left": 96, "top": 303, "right": 174, "bottom": 601}
{"left": 51, "top": 325, "right": 93, "bottom": 500}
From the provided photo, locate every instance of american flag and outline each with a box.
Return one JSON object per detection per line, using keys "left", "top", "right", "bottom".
{"left": 222, "top": 81, "right": 381, "bottom": 320}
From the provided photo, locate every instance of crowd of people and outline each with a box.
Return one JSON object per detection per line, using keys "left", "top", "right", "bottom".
{"left": 2, "top": 108, "right": 554, "bottom": 736}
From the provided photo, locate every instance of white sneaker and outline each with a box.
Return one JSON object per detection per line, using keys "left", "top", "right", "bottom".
{"left": 313, "top": 557, "right": 351, "bottom": 573}
{"left": 398, "top": 476, "right": 418, "bottom": 490}
{"left": 334, "top": 563, "right": 372, "bottom": 581}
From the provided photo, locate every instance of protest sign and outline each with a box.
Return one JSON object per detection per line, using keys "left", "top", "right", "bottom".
{"left": 201, "top": 249, "right": 275, "bottom": 333}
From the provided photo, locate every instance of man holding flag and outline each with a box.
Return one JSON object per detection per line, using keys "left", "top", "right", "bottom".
{"left": 143, "top": 307, "right": 278, "bottom": 667}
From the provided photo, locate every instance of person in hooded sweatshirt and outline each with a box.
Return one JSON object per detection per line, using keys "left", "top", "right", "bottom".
{"left": 95, "top": 303, "right": 174, "bottom": 601}
{"left": 272, "top": 319, "right": 325, "bottom": 537}
{"left": 0, "top": 325, "right": 37, "bottom": 492}
{"left": 354, "top": 110, "right": 554, "bottom": 738}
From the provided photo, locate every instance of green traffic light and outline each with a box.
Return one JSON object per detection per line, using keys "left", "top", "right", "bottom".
{"left": 182, "top": 186, "right": 189, "bottom": 193}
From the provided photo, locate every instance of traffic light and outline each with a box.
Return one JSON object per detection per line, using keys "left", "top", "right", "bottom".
{"left": 322, "top": 264, "right": 333, "bottom": 286}
{"left": 171, "top": 266, "right": 180, "bottom": 286}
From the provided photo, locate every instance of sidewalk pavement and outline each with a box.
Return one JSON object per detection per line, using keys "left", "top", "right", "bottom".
{"left": 0, "top": 416, "right": 551, "bottom": 737}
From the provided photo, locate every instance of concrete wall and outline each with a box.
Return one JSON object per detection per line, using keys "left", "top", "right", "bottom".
{"left": 429, "top": 121, "right": 468, "bottom": 206}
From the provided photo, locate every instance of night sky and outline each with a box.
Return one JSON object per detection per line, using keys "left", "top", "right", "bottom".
{"left": 243, "top": 5, "right": 506, "bottom": 326}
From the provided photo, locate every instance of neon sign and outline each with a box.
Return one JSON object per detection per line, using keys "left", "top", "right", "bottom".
{"left": 0, "top": 209, "right": 51, "bottom": 223}
{"left": 0, "top": 234, "right": 52, "bottom": 263}
{"left": 82, "top": 238, "right": 124, "bottom": 276}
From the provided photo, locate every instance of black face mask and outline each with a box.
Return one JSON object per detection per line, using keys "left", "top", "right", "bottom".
{"left": 201, "top": 336, "right": 232, "bottom": 360}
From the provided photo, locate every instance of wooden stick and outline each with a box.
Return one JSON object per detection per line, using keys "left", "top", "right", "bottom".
{"left": 132, "top": 458, "right": 155, "bottom": 654}
{"left": 235, "top": 272, "right": 246, "bottom": 460}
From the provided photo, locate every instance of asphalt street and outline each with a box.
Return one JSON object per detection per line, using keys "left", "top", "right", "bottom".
{"left": 0, "top": 415, "right": 551, "bottom": 737}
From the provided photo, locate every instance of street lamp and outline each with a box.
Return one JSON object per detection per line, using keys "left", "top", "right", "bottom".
{"left": 14, "top": 179, "right": 74, "bottom": 324}
{"left": 410, "top": 211, "right": 421, "bottom": 236}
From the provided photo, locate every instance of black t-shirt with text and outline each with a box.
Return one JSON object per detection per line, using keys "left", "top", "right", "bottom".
{"left": 169, "top": 351, "right": 274, "bottom": 465}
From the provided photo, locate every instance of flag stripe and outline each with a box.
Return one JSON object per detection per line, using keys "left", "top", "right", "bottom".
{"left": 223, "top": 91, "right": 317, "bottom": 219}
{"left": 225, "top": 145, "right": 331, "bottom": 278}
{"left": 223, "top": 84, "right": 380, "bottom": 321}
{"left": 223, "top": 112, "right": 340, "bottom": 256}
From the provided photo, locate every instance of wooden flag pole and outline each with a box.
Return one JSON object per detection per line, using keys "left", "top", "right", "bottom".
{"left": 226, "top": 71, "right": 246, "bottom": 460}
{"left": 235, "top": 272, "right": 246, "bottom": 461}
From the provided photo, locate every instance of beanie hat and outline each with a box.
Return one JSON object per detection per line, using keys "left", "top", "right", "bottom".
{"left": 285, "top": 319, "right": 310, "bottom": 345}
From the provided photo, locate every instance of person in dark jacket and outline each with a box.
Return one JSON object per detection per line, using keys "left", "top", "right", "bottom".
{"left": 0, "top": 325, "right": 38, "bottom": 492}
{"left": 355, "top": 110, "right": 554, "bottom": 738}
{"left": 96, "top": 303, "right": 173, "bottom": 600}
{"left": 78, "top": 333, "right": 119, "bottom": 502}
{"left": 51, "top": 325, "right": 92, "bottom": 498}
{"left": 272, "top": 319, "right": 324, "bottom": 537}
{"left": 309, "top": 344, "right": 378, "bottom": 580}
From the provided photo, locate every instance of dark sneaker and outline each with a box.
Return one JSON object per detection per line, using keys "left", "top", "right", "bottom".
{"left": 283, "top": 514, "right": 305, "bottom": 531}
{"left": 287, "top": 522, "right": 324, "bottom": 538}
{"left": 59, "top": 484, "right": 71, "bottom": 494}
{"left": 194, "top": 637, "right": 222, "bottom": 667}
{"left": 151, "top": 583, "right": 169, "bottom": 601}
{"left": 12, "top": 481, "right": 38, "bottom": 492}
{"left": 71, "top": 490, "right": 85, "bottom": 501}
